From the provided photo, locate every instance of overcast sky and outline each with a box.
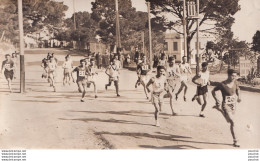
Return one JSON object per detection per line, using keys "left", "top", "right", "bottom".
{"left": 60, "top": 0, "right": 260, "bottom": 43}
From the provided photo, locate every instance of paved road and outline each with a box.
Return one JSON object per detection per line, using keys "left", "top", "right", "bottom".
{"left": 0, "top": 49, "right": 259, "bottom": 149}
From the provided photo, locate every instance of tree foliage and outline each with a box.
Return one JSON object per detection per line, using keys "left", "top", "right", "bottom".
{"left": 252, "top": 30, "right": 260, "bottom": 52}
{"left": 0, "top": 0, "right": 68, "bottom": 43}
{"left": 91, "top": 0, "right": 165, "bottom": 52}
{"left": 146, "top": 0, "right": 240, "bottom": 61}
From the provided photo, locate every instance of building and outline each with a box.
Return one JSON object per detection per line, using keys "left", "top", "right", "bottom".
{"left": 164, "top": 32, "right": 214, "bottom": 64}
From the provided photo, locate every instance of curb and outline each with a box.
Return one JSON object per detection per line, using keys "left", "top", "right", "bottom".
{"left": 239, "top": 86, "right": 260, "bottom": 93}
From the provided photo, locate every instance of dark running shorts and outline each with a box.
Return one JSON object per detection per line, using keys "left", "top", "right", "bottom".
{"left": 197, "top": 85, "right": 208, "bottom": 95}
{"left": 4, "top": 70, "right": 14, "bottom": 80}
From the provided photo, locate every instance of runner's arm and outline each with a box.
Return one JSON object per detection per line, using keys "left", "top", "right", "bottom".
{"left": 192, "top": 75, "right": 201, "bottom": 86}
{"left": 236, "top": 83, "right": 241, "bottom": 102}
{"left": 146, "top": 78, "right": 154, "bottom": 93}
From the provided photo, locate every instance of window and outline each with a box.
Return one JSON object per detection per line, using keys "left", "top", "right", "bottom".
{"left": 173, "top": 42, "right": 178, "bottom": 51}
{"left": 164, "top": 42, "right": 168, "bottom": 51}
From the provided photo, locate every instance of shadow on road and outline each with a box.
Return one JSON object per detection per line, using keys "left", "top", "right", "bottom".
{"left": 95, "top": 131, "right": 233, "bottom": 148}
{"left": 59, "top": 117, "right": 153, "bottom": 127}
{"left": 70, "top": 110, "right": 153, "bottom": 118}
{"left": 139, "top": 145, "right": 200, "bottom": 149}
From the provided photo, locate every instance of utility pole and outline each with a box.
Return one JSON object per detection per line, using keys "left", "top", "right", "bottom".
{"left": 196, "top": 0, "right": 200, "bottom": 75}
{"left": 147, "top": 2, "right": 153, "bottom": 67}
{"left": 18, "top": 0, "right": 25, "bottom": 93}
{"left": 73, "top": 0, "right": 76, "bottom": 30}
{"left": 142, "top": 31, "right": 145, "bottom": 55}
{"left": 115, "top": 0, "right": 121, "bottom": 51}
{"left": 182, "top": 0, "right": 187, "bottom": 60}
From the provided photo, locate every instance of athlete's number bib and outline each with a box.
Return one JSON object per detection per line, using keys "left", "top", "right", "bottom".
{"left": 4, "top": 64, "right": 10, "bottom": 69}
{"left": 142, "top": 65, "right": 149, "bottom": 70}
{"left": 90, "top": 68, "right": 95, "bottom": 74}
{"left": 79, "top": 71, "right": 85, "bottom": 77}
{"left": 225, "top": 95, "right": 236, "bottom": 104}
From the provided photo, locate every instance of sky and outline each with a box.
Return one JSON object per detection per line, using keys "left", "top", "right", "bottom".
{"left": 59, "top": 0, "right": 260, "bottom": 43}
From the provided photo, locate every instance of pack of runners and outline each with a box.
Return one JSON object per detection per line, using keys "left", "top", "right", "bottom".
{"left": 0, "top": 52, "right": 243, "bottom": 147}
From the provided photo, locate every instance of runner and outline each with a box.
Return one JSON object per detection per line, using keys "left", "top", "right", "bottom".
{"left": 146, "top": 66, "right": 168, "bottom": 127}
{"left": 158, "top": 53, "right": 167, "bottom": 69}
{"left": 0, "top": 54, "right": 16, "bottom": 92}
{"left": 211, "top": 69, "right": 241, "bottom": 147}
{"left": 86, "top": 58, "right": 98, "bottom": 98}
{"left": 62, "top": 55, "right": 73, "bottom": 86}
{"left": 105, "top": 58, "right": 120, "bottom": 97}
{"left": 41, "top": 57, "right": 49, "bottom": 79}
{"left": 192, "top": 62, "right": 210, "bottom": 117}
{"left": 164, "top": 56, "right": 180, "bottom": 115}
{"left": 135, "top": 56, "right": 151, "bottom": 99}
{"left": 114, "top": 55, "right": 121, "bottom": 69}
{"left": 175, "top": 56, "right": 192, "bottom": 101}
{"left": 47, "top": 56, "right": 58, "bottom": 92}
{"left": 72, "top": 59, "right": 88, "bottom": 102}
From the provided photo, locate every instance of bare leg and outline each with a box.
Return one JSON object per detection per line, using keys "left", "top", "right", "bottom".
{"left": 141, "top": 81, "right": 148, "bottom": 99}
{"left": 7, "top": 78, "right": 12, "bottom": 92}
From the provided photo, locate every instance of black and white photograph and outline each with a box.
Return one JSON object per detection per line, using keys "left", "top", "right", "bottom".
{"left": 0, "top": 0, "right": 259, "bottom": 160}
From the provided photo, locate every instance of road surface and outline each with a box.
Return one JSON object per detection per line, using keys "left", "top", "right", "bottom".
{"left": 0, "top": 49, "right": 259, "bottom": 149}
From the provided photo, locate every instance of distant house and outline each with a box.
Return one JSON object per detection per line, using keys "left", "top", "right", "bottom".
{"left": 164, "top": 32, "right": 214, "bottom": 64}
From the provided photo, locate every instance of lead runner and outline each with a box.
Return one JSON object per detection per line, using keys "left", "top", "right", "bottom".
{"left": 211, "top": 69, "right": 241, "bottom": 147}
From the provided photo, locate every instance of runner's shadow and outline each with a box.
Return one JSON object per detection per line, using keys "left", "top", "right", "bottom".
{"left": 59, "top": 117, "right": 153, "bottom": 127}
{"left": 13, "top": 99, "right": 60, "bottom": 103}
{"left": 139, "top": 145, "right": 200, "bottom": 149}
{"left": 70, "top": 110, "right": 153, "bottom": 118}
{"left": 95, "top": 131, "right": 233, "bottom": 148}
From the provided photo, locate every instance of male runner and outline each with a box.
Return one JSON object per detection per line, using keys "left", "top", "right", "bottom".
{"left": 164, "top": 56, "right": 180, "bottom": 115}
{"left": 146, "top": 66, "right": 168, "bottom": 127}
{"left": 211, "top": 69, "right": 241, "bottom": 147}
{"left": 73, "top": 59, "right": 88, "bottom": 102}
{"left": 47, "top": 56, "right": 58, "bottom": 92}
{"left": 192, "top": 62, "right": 210, "bottom": 117}
{"left": 86, "top": 58, "right": 98, "bottom": 98}
{"left": 175, "top": 56, "right": 192, "bottom": 101}
{"left": 105, "top": 58, "right": 120, "bottom": 97}
{"left": 135, "top": 56, "right": 151, "bottom": 99}
{"left": 62, "top": 55, "right": 73, "bottom": 85}
{"left": 1, "top": 54, "right": 16, "bottom": 92}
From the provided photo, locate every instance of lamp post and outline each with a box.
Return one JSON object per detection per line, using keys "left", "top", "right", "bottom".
{"left": 147, "top": 2, "right": 153, "bottom": 68}
{"left": 187, "top": 0, "right": 200, "bottom": 75}
{"left": 115, "top": 0, "right": 121, "bottom": 51}
{"left": 18, "top": 0, "right": 25, "bottom": 93}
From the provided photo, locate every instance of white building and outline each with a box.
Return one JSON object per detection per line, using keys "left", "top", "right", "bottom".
{"left": 164, "top": 32, "right": 214, "bottom": 64}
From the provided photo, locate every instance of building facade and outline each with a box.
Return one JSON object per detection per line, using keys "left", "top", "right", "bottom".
{"left": 164, "top": 32, "right": 213, "bottom": 64}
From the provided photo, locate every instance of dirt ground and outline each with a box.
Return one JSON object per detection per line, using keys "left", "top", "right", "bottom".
{"left": 0, "top": 49, "right": 259, "bottom": 149}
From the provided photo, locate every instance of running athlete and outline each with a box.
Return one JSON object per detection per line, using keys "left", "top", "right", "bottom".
{"left": 192, "top": 62, "right": 210, "bottom": 117}
{"left": 41, "top": 58, "right": 49, "bottom": 79}
{"left": 105, "top": 58, "right": 120, "bottom": 97}
{"left": 1, "top": 54, "right": 16, "bottom": 92}
{"left": 211, "top": 69, "right": 241, "bottom": 147}
{"left": 86, "top": 58, "right": 98, "bottom": 98}
{"left": 72, "top": 59, "right": 88, "bottom": 102}
{"left": 62, "top": 55, "right": 73, "bottom": 85}
{"left": 158, "top": 54, "right": 167, "bottom": 69}
{"left": 135, "top": 56, "right": 151, "bottom": 99}
{"left": 114, "top": 55, "right": 121, "bottom": 69}
{"left": 164, "top": 57, "right": 180, "bottom": 115}
{"left": 47, "top": 56, "right": 58, "bottom": 92}
{"left": 146, "top": 66, "right": 168, "bottom": 127}
{"left": 175, "top": 56, "right": 192, "bottom": 101}
{"left": 166, "top": 57, "right": 181, "bottom": 92}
